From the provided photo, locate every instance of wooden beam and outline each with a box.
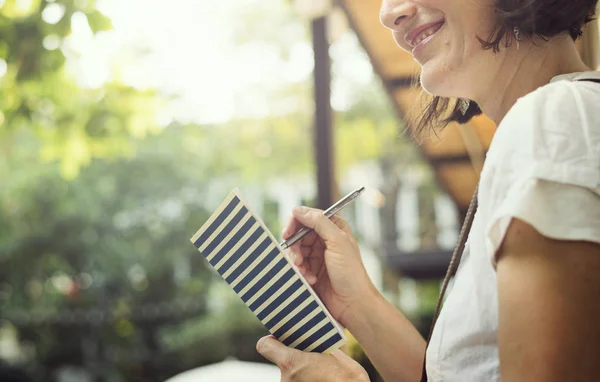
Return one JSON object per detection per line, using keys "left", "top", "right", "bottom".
{"left": 384, "top": 249, "right": 453, "bottom": 280}
{"left": 336, "top": 0, "right": 468, "bottom": 211}
{"left": 429, "top": 154, "right": 472, "bottom": 167}
{"left": 388, "top": 76, "right": 417, "bottom": 88}
{"left": 458, "top": 122, "right": 486, "bottom": 176}
{"left": 312, "top": 16, "right": 336, "bottom": 209}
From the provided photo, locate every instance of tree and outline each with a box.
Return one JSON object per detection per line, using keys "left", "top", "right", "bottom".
{"left": 0, "top": 0, "right": 158, "bottom": 179}
{"left": 1, "top": 125, "right": 221, "bottom": 380}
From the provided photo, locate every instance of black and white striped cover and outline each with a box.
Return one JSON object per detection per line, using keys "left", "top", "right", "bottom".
{"left": 190, "top": 189, "right": 346, "bottom": 353}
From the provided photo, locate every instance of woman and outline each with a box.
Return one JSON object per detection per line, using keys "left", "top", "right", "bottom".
{"left": 256, "top": 0, "right": 600, "bottom": 381}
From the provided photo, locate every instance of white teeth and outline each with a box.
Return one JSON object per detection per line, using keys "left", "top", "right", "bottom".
{"left": 412, "top": 24, "right": 441, "bottom": 47}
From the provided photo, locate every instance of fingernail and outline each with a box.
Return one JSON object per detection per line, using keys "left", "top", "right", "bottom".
{"left": 293, "top": 206, "right": 307, "bottom": 215}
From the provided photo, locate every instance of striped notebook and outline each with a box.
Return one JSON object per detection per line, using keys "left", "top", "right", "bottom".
{"left": 190, "top": 189, "right": 346, "bottom": 353}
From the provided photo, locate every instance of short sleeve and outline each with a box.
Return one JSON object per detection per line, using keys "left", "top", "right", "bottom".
{"left": 486, "top": 177, "right": 600, "bottom": 267}
{"left": 482, "top": 79, "right": 600, "bottom": 267}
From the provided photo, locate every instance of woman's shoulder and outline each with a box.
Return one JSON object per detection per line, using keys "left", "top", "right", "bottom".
{"left": 487, "top": 73, "right": 600, "bottom": 189}
{"left": 508, "top": 74, "right": 600, "bottom": 127}
{"left": 495, "top": 73, "right": 600, "bottom": 151}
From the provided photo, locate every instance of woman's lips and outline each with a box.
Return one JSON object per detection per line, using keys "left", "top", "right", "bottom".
{"left": 411, "top": 21, "right": 445, "bottom": 57}
{"left": 405, "top": 20, "right": 445, "bottom": 49}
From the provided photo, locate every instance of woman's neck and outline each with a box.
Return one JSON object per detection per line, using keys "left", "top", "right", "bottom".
{"left": 473, "top": 35, "right": 591, "bottom": 125}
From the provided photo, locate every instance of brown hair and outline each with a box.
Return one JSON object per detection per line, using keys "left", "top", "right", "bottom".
{"left": 412, "top": 0, "right": 599, "bottom": 136}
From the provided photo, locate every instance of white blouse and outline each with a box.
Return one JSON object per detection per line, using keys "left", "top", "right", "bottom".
{"left": 425, "top": 71, "right": 600, "bottom": 382}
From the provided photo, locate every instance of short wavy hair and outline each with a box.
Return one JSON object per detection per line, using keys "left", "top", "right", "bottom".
{"left": 413, "top": 0, "right": 599, "bottom": 135}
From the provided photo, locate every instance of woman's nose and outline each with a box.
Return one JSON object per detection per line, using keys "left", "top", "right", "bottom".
{"left": 380, "top": 0, "right": 417, "bottom": 31}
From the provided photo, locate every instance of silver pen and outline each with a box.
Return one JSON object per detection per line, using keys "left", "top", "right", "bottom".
{"left": 279, "top": 187, "right": 365, "bottom": 250}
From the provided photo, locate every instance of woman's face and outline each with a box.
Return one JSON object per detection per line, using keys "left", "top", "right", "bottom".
{"left": 380, "top": 0, "right": 498, "bottom": 98}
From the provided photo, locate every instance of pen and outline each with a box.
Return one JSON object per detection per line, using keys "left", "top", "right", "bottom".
{"left": 279, "top": 187, "right": 365, "bottom": 250}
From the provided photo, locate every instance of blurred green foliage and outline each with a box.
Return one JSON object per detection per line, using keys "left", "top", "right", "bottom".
{"left": 0, "top": 0, "right": 439, "bottom": 381}
{"left": 0, "top": 0, "right": 157, "bottom": 179}
{"left": 1, "top": 126, "right": 216, "bottom": 380}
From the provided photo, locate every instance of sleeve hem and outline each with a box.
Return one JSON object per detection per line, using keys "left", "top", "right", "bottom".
{"left": 485, "top": 178, "right": 600, "bottom": 269}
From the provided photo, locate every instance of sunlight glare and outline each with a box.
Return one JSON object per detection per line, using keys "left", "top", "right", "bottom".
{"left": 0, "top": 59, "right": 7, "bottom": 78}
{"left": 41, "top": 3, "right": 65, "bottom": 24}
{"left": 63, "top": 0, "right": 363, "bottom": 125}
{"left": 285, "top": 42, "right": 314, "bottom": 83}
{"left": 63, "top": 12, "right": 112, "bottom": 89}
{"left": 16, "top": 0, "right": 33, "bottom": 12}
{"left": 43, "top": 34, "right": 61, "bottom": 51}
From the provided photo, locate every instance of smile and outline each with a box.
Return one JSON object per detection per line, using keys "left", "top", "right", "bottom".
{"left": 407, "top": 21, "right": 445, "bottom": 49}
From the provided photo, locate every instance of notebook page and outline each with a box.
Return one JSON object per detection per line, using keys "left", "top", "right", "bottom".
{"left": 190, "top": 189, "right": 346, "bottom": 353}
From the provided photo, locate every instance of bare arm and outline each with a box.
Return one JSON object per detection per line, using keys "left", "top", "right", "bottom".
{"left": 497, "top": 218, "right": 600, "bottom": 382}
{"left": 344, "top": 286, "right": 426, "bottom": 382}
{"left": 283, "top": 207, "right": 427, "bottom": 382}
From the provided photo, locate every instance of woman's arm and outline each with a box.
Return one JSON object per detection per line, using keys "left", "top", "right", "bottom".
{"left": 497, "top": 218, "right": 600, "bottom": 381}
{"left": 278, "top": 207, "right": 427, "bottom": 382}
{"left": 344, "top": 287, "right": 426, "bottom": 382}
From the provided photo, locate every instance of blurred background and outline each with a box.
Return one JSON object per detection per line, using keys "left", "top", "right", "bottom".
{"left": 0, "top": 0, "right": 598, "bottom": 381}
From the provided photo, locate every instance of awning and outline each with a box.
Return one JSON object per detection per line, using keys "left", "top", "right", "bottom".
{"left": 337, "top": 0, "right": 599, "bottom": 211}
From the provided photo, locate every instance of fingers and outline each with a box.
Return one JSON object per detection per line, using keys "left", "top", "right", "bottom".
{"left": 288, "top": 244, "right": 304, "bottom": 266}
{"left": 295, "top": 261, "right": 316, "bottom": 285}
{"left": 292, "top": 207, "right": 346, "bottom": 245}
{"left": 283, "top": 208, "right": 353, "bottom": 244}
{"left": 330, "top": 215, "right": 353, "bottom": 236}
{"left": 256, "top": 336, "right": 298, "bottom": 371}
{"left": 282, "top": 214, "right": 300, "bottom": 240}
{"left": 331, "top": 349, "right": 356, "bottom": 366}
{"left": 330, "top": 350, "right": 370, "bottom": 380}
{"left": 282, "top": 206, "right": 354, "bottom": 286}
{"left": 300, "top": 268, "right": 317, "bottom": 284}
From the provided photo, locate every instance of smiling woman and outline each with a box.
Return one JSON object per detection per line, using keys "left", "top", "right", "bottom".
{"left": 255, "top": 1, "right": 600, "bottom": 382}
{"left": 386, "top": 0, "right": 600, "bottom": 132}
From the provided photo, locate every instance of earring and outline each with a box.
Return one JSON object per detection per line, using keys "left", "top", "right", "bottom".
{"left": 459, "top": 99, "right": 470, "bottom": 115}
{"left": 513, "top": 26, "right": 521, "bottom": 50}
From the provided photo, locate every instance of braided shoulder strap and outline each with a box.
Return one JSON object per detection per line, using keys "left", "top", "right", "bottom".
{"left": 420, "top": 188, "right": 478, "bottom": 382}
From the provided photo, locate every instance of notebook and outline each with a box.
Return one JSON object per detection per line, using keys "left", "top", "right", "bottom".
{"left": 190, "top": 189, "right": 346, "bottom": 353}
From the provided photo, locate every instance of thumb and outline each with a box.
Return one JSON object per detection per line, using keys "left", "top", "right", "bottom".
{"left": 292, "top": 207, "right": 344, "bottom": 244}
{"left": 331, "top": 349, "right": 357, "bottom": 367}
{"left": 256, "top": 336, "right": 295, "bottom": 366}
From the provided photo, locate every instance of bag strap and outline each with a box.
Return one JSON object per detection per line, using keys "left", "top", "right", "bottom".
{"left": 419, "top": 77, "right": 600, "bottom": 382}
{"left": 420, "top": 188, "right": 478, "bottom": 382}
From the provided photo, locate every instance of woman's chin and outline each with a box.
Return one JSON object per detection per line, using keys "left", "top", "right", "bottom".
{"left": 419, "top": 69, "right": 454, "bottom": 98}
{"left": 419, "top": 74, "right": 444, "bottom": 96}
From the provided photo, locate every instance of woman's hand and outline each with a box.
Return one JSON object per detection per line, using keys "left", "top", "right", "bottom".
{"left": 279, "top": 207, "right": 427, "bottom": 382}
{"left": 256, "top": 335, "right": 369, "bottom": 382}
{"left": 283, "top": 206, "right": 377, "bottom": 327}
